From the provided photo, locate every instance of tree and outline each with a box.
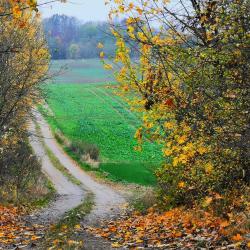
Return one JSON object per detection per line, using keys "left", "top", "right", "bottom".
{"left": 105, "top": 0, "right": 250, "bottom": 206}
{"left": 0, "top": 0, "right": 50, "bottom": 171}
{"left": 43, "top": 16, "right": 127, "bottom": 59}
{"left": 43, "top": 14, "right": 79, "bottom": 59}
{"left": 0, "top": 0, "right": 59, "bottom": 20}
{"left": 69, "top": 43, "right": 80, "bottom": 59}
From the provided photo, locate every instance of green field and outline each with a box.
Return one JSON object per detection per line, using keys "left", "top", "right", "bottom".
{"left": 50, "top": 59, "right": 115, "bottom": 84}
{"left": 45, "top": 60, "right": 163, "bottom": 186}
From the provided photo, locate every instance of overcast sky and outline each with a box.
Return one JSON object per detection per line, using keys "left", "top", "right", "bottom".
{"left": 39, "top": 0, "right": 180, "bottom": 22}
{"left": 39, "top": 0, "right": 110, "bottom": 21}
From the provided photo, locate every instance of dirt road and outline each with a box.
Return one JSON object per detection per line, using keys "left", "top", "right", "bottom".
{"left": 29, "top": 121, "right": 84, "bottom": 224}
{"left": 30, "top": 112, "right": 126, "bottom": 226}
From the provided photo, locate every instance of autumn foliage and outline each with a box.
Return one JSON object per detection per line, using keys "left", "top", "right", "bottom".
{"left": 0, "top": 205, "right": 44, "bottom": 248}
{"left": 0, "top": 0, "right": 50, "bottom": 201}
{"left": 89, "top": 206, "right": 250, "bottom": 248}
{"left": 104, "top": 0, "right": 250, "bottom": 206}
{"left": 0, "top": 0, "right": 49, "bottom": 145}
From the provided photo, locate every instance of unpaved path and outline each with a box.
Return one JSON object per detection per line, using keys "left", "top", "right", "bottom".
{"left": 33, "top": 112, "right": 126, "bottom": 225}
{"left": 29, "top": 121, "right": 84, "bottom": 225}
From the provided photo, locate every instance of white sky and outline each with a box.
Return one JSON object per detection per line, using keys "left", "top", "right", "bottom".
{"left": 38, "top": 0, "right": 110, "bottom": 21}
{"left": 38, "top": 0, "right": 180, "bottom": 22}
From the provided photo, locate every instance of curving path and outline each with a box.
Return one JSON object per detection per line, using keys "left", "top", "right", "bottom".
{"left": 29, "top": 121, "right": 84, "bottom": 224}
{"left": 30, "top": 111, "right": 126, "bottom": 226}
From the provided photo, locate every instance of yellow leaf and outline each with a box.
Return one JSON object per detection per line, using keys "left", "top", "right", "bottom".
{"left": 205, "top": 163, "right": 213, "bottom": 174}
{"left": 164, "top": 122, "right": 174, "bottom": 129}
{"left": 198, "top": 146, "right": 207, "bottom": 155}
{"left": 104, "top": 64, "right": 113, "bottom": 70}
{"left": 12, "top": 6, "right": 22, "bottom": 18}
{"left": 27, "top": 0, "right": 37, "bottom": 8}
{"left": 126, "top": 17, "right": 135, "bottom": 25}
{"left": 97, "top": 42, "right": 104, "bottom": 49}
{"left": 179, "top": 154, "right": 188, "bottom": 164}
{"left": 202, "top": 196, "right": 213, "bottom": 207}
{"left": 173, "top": 157, "right": 179, "bottom": 167}
{"left": 136, "top": 7, "right": 143, "bottom": 15}
{"left": 128, "top": 2, "right": 134, "bottom": 10}
{"left": 75, "top": 224, "right": 81, "bottom": 230}
{"left": 127, "top": 25, "right": 134, "bottom": 33}
{"left": 118, "top": 5, "right": 125, "bottom": 13}
{"left": 178, "top": 181, "right": 185, "bottom": 188}
{"left": 100, "top": 51, "right": 105, "bottom": 58}
{"left": 137, "top": 32, "right": 147, "bottom": 42}
{"left": 206, "top": 31, "right": 213, "bottom": 41}
{"left": 164, "top": 149, "right": 172, "bottom": 156}
{"left": 176, "top": 135, "right": 187, "bottom": 144}
{"left": 112, "top": 242, "right": 122, "bottom": 248}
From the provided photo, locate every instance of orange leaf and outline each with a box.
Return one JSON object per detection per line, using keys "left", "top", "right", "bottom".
{"left": 231, "top": 234, "right": 243, "bottom": 242}
{"left": 220, "top": 220, "right": 230, "bottom": 228}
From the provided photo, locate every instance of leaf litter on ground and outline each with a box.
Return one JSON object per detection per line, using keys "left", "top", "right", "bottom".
{"left": 87, "top": 207, "right": 250, "bottom": 249}
{"left": 0, "top": 205, "right": 45, "bottom": 249}
{"left": 1, "top": 203, "right": 249, "bottom": 249}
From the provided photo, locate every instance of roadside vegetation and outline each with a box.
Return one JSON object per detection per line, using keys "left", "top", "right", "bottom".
{"left": 0, "top": 139, "right": 55, "bottom": 207}
{"left": 0, "top": 0, "right": 50, "bottom": 206}
{"left": 0, "top": 1, "right": 56, "bottom": 248}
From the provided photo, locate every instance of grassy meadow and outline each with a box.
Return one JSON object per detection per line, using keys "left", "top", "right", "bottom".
{"left": 45, "top": 60, "right": 163, "bottom": 186}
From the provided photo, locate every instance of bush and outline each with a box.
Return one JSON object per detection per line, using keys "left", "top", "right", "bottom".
{"left": 69, "top": 140, "right": 99, "bottom": 161}
{"left": 129, "top": 187, "right": 157, "bottom": 213}
{"left": 0, "top": 139, "right": 51, "bottom": 204}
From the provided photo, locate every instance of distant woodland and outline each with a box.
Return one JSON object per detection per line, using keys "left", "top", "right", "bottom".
{"left": 43, "top": 14, "right": 118, "bottom": 59}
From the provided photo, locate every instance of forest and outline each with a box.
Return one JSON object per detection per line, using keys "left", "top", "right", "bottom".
{"left": 43, "top": 14, "right": 117, "bottom": 59}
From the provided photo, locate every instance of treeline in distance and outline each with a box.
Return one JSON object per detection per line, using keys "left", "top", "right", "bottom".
{"left": 43, "top": 14, "right": 124, "bottom": 60}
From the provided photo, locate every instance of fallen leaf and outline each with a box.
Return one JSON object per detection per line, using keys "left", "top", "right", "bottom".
{"left": 231, "top": 234, "right": 243, "bottom": 242}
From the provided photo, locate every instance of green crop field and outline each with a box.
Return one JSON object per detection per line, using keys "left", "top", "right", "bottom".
{"left": 49, "top": 59, "right": 115, "bottom": 84}
{"left": 44, "top": 60, "right": 163, "bottom": 186}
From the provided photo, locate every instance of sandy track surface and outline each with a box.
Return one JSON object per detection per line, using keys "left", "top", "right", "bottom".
{"left": 29, "top": 121, "right": 85, "bottom": 225}
{"left": 32, "top": 112, "right": 126, "bottom": 225}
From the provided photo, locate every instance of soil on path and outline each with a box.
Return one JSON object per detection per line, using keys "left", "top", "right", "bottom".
{"left": 33, "top": 112, "right": 126, "bottom": 225}
{"left": 29, "top": 120, "right": 84, "bottom": 225}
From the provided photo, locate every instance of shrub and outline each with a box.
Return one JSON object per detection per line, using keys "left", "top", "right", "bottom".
{"left": 129, "top": 187, "right": 157, "bottom": 213}
{"left": 0, "top": 139, "right": 50, "bottom": 203}
{"left": 69, "top": 140, "right": 99, "bottom": 161}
